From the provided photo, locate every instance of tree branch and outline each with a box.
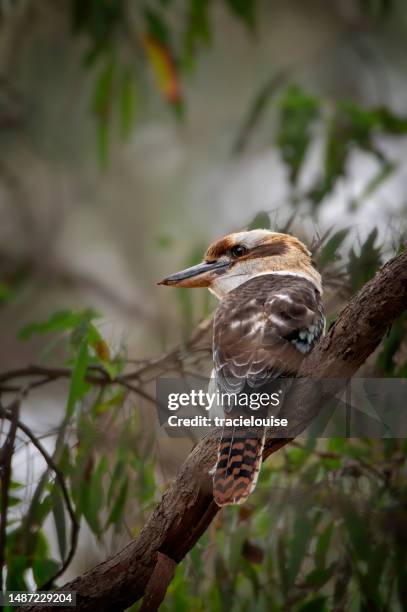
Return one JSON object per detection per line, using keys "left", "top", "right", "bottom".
{"left": 22, "top": 249, "right": 407, "bottom": 611}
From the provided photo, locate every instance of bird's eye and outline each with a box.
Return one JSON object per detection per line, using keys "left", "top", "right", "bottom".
{"left": 230, "top": 245, "right": 247, "bottom": 258}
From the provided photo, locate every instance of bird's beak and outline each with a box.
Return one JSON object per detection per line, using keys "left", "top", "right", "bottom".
{"left": 158, "top": 260, "right": 229, "bottom": 287}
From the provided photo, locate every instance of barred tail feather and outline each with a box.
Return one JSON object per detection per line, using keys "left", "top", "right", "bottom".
{"left": 213, "top": 428, "right": 265, "bottom": 506}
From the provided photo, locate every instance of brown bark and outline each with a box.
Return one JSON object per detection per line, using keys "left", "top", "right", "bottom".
{"left": 139, "top": 552, "right": 177, "bottom": 612}
{"left": 27, "top": 250, "right": 407, "bottom": 612}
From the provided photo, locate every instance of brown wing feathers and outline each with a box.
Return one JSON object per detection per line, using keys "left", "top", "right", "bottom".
{"left": 212, "top": 274, "right": 324, "bottom": 506}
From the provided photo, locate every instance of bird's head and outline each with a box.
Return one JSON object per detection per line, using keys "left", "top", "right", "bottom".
{"left": 158, "top": 229, "right": 321, "bottom": 298}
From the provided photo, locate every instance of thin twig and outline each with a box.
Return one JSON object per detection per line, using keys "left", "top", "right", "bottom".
{"left": 0, "top": 407, "right": 79, "bottom": 589}
{"left": 0, "top": 397, "right": 20, "bottom": 590}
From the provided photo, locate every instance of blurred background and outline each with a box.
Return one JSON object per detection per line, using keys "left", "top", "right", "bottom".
{"left": 1, "top": 1, "right": 407, "bottom": 610}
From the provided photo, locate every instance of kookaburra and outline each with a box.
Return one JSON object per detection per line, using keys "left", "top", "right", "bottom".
{"left": 159, "top": 229, "right": 324, "bottom": 506}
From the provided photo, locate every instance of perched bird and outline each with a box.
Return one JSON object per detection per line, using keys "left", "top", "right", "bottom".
{"left": 159, "top": 229, "right": 324, "bottom": 506}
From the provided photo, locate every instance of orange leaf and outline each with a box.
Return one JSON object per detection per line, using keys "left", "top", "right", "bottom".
{"left": 143, "top": 35, "right": 182, "bottom": 104}
{"left": 93, "top": 339, "right": 111, "bottom": 362}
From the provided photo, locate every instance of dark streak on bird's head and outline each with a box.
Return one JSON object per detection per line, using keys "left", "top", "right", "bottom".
{"left": 158, "top": 229, "right": 320, "bottom": 296}
{"left": 204, "top": 230, "right": 309, "bottom": 264}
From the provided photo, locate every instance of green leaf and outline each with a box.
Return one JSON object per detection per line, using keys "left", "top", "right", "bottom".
{"left": 120, "top": 68, "right": 136, "bottom": 140}
{"left": 395, "top": 545, "right": 407, "bottom": 610}
{"left": 347, "top": 228, "right": 382, "bottom": 292}
{"left": 367, "top": 542, "right": 387, "bottom": 588}
{"left": 92, "top": 59, "right": 116, "bottom": 119}
{"left": 278, "top": 538, "right": 290, "bottom": 594}
{"left": 66, "top": 340, "right": 89, "bottom": 417}
{"left": 342, "top": 102, "right": 407, "bottom": 137}
{"left": 33, "top": 558, "right": 60, "bottom": 588}
{"left": 326, "top": 438, "right": 346, "bottom": 453}
{"left": 286, "top": 446, "right": 309, "bottom": 469}
{"left": 225, "top": 0, "right": 257, "bottom": 31}
{"left": 34, "top": 529, "right": 49, "bottom": 559}
{"left": 318, "top": 228, "right": 349, "bottom": 269}
{"left": 91, "top": 59, "right": 116, "bottom": 167}
{"left": 232, "top": 71, "right": 287, "bottom": 154}
{"left": 73, "top": 0, "right": 124, "bottom": 49}
{"left": 241, "top": 558, "right": 262, "bottom": 595}
{"left": 288, "top": 511, "right": 313, "bottom": 585}
{"left": 315, "top": 524, "right": 333, "bottom": 569}
{"left": 19, "top": 309, "right": 97, "bottom": 339}
{"left": 52, "top": 486, "right": 67, "bottom": 562}
{"left": 33, "top": 493, "right": 54, "bottom": 525}
{"left": 6, "top": 554, "right": 29, "bottom": 590}
{"left": 253, "top": 507, "right": 273, "bottom": 537}
{"left": 321, "top": 456, "right": 341, "bottom": 471}
{"left": 376, "top": 312, "right": 407, "bottom": 375}
{"left": 342, "top": 502, "right": 370, "bottom": 561}
{"left": 277, "top": 85, "right": 319, "bottom": 185}
{"left": 396, "top": 241, "right": 406, "bottom": 255}
{"left": 7, "top": 495, "right": 22, "bottom": 507}
{"left": 107, "top": 476, "right": 128, "bottom": 530}
{"left": 9, "top": 481, "right": 24, "bottom": 489}
{"left": 298, "top": 597, "right": 327, "bottom": 612}
{"left": 183, "top": 0, "right": 211, "bottom": 69}
{"left": 0, "top": 282, "right": 14, "bottom": 304}
{"left": 305, "top": 564, "right": 335, "bottom": 587}
{"left": 82, "top": 456, "right": 107, "bottom": 536}
{"left": 248, "top": 211, "right": 271, "bottom": 230}
{"left": 190, "top": 544, "right": 203, "bottom": 574}
{"left": 228, "top": 528, "right": 246, "bottom": 574}
{"left": 166, "top": 562, "right": 189, "bottom": 611}
{"left": 144, "top": 7, "right": 171, "bottom": 46}
{"left": 93, "top": 390, "right": 125, "bottom": 417}
{"left": 107, "top": 459, "right": 126, "bottom": 505}
{"left": 70, "top": 318, "right": 100, "bottom": 350}
{"left": 309, "top": 111, "right": 350, "bottom": 205}
{"left": 352, "top": 161, "right": 395, "bottom": 207}
{"left": 134, "top": 457, "right": 156, "bottom": 505}
{"left": 310, "top": 102, "right": 407, "bottom": 205}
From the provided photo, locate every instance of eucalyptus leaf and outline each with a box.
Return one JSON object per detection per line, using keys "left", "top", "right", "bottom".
{"left": 318, "top": 228, "right": 349, "bottom": 269}
{"left": 107, "top": 477, "right": 128, "bottom": 530}
{"left": 66, "top": 340, "right": 90, "bottom": 417}
{"left": 288, "top": 512, "right": 313, "bottom": 585}
{"left": 52, "top": 486, "right": 67, "bottom": 562}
